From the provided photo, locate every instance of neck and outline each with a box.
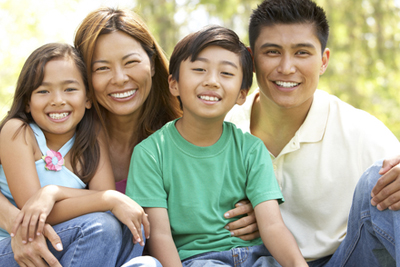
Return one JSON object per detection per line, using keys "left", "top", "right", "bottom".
{"left": 104, "top": 110, "right": 140, "bottom": 147}
{"left": 175, "top": 116, "right": 224, "bottom": 147}
{"left": 44, "top": 131, "right": 75, "bottom": 151}
{"left": 251, "top": 92, "right": 312, "bottom": 156}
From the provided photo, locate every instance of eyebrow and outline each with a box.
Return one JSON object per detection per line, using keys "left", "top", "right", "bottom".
{"left": 92, "top": 52, "right": 141, "bottom": 66}
{"left": 260, "top": 42, "right": 316, "bottom": 50}
{"left": 41, "top": 80, "right": 81, "bottom": 86}
{"left": 195, "top": 57, "right": 239, "bottom": 69}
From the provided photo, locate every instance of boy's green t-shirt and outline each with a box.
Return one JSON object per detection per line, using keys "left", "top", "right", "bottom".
{"left": 126, "top": 119, "right": 283, "bottom": 260}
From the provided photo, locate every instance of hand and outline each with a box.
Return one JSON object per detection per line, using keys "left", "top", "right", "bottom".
{"left": 11, "top": 223, "right": 62, "bottom": 267}
{"left": 106, "top": 191, "right": 150, "bottom": 246}
{"left": 224, "top": 199, "right": 260, "bottom": 240}
{"left": 371, "top": 156, "right": 400, "bottom": 211}
{"left": 11, "top": 185, "right": 58, "bottom": 243}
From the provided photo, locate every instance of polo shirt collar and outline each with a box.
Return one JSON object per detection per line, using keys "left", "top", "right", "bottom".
{"left": 277, "top": 90, "right": 329, "bottom": 158}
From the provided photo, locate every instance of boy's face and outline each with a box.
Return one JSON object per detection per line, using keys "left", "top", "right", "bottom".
{"left": 169, "top": 45, "right": 247, "bottom": 121}
{"left": 252, "top": 23, "right": 330, "bottom": 111}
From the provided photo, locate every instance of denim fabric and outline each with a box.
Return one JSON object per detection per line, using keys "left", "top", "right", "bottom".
{"left": 0, "top": 212, "right": 155, "bottom": 266}
{"left": 326, "top": 159, "right": 398, "bottom": 267}
{"left": 203, "top": 159, "right": 397, "bottom": 267}
{"left": 182, "top": 244, "right": 277, "bottom": 267}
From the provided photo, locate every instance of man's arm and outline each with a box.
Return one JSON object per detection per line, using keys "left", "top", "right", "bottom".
{"left": 371, "top": 155, "right": 400, "bottom": 210}
{"left": 145, "top": 207, "right": 182, "bottom": 267}
{"left": 223, "top": 200, "right": 259, "bottom": 240}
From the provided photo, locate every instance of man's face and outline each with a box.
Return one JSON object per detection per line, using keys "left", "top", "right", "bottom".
{"left": 253, "top": 23, "right": 329, "bottom": 111}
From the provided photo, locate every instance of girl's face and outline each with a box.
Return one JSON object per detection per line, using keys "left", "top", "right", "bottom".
{"left": 27, "top": 58, "right": 91, "bottom": 142}
{"left": 91, "top": 31, "right": 154, "bottom": 118}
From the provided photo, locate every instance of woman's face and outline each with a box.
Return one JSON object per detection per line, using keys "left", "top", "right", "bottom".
{"left": 91, "top": 31, "right": 154, "bottom": 118}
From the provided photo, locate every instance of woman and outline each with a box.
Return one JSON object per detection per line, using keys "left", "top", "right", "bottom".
{"left": 0, "top": 7, "right": 257, "bottom": 266}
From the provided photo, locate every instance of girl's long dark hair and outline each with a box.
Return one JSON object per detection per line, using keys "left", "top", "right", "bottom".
{"left": 0, "top": 43, "right": 99, "bottom": 184}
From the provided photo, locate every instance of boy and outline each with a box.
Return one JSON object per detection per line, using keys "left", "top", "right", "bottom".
{"left": 126, "top": 25, "right": 307, "bottom": 267}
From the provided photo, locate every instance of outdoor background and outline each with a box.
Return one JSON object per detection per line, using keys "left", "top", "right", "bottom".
{"left": 1, "top": 0, "right": 400, "bottom": 138}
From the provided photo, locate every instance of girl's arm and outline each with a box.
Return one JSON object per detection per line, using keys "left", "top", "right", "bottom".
{"left": 0, "top": 191, "right": 62, "bottom": 267}
{"left": 254, "top": 200, "right": 308, "bottom": 267}
{"left": 145, "top": 207, "right": 182, "bottom": 267}
{"left": 0, "top": 120, "right": 145, "bottom": 244}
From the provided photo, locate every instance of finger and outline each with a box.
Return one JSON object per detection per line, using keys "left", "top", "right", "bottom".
{"left": 126, "top": 221, "right": 141, "bottom": 245}
{"left": 224, "top": 202, "right": 253, "bottom": 219}
{"left": 228, "top": 223, "right": 258, "bottom": 238}
{"left": 38, "top": 247, "right": 62, "bottom": 267}
{"left": 134, "top": 220, "right": 144, "bottom": 247}
{"left": 371, "top": 168, "right": 397, "bottom": 199}
{"left": 20, "top": 215, "right": 31, "bottom": 244}
{"left": 36, "top": 213, "right": 47, "bottom": 236}
{"left": 375, "top": 190, "right": 400, "bottom": 211}
{"left": 28, "top": 214, "right": 39, "bottom": 242}
{"left": 43, "top": 224, "right": 63, "bottom": 252}
{"left": 225, "top": 213, "right": 256, "bottom": 231}
{"left": 379, "top": 157, "right": 400, "bottom": 175}
{"left": 235, "top": 199, "right": 250, "bottom": 207}
{"left": 11, "top": 212, "right": 25, "bottom": 237}
{"left": 142, "top": 213, "right": 150, "bottom": 239}
{"left": 236, "top": 231, "right": 261, "bottom": 241}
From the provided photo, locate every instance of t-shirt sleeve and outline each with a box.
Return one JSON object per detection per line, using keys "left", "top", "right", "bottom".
{"left": 126, "top": 144, "right": 168, "bottom": 208}
{"left": 245, "top": 139, "right": 284, "bottom": 207}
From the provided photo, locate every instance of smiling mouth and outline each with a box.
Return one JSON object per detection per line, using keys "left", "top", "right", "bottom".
{"left": 48, "top": 112, "right": 70, "bottom": 120}
{"left": 110, "top": 89, "right": 137, "bottom": 99}
{"left": 274, "top": 81, "right": 300, "bottom": 88}
{"left": 198, "top": 95, "right": 221, "bottom": 102}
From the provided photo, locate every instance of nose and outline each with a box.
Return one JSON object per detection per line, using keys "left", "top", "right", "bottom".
{"left": 111, "top": 66, "right": 129, "bottom": 86}
{"left": 277, "top": 54, "right": 296, "bottom": 75}
{"left": 51, "top": 91, "right": 66, "bottom": 106}
{"left": 202, "top": 71, "right": 220, "bottom": 88}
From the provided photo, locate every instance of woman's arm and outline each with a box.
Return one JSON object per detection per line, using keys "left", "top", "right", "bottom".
{"left": 255, "top": 200, "right": 307, "bottom": 267}
{"left": 0, "top": 191, "right": 62, "bottom": 267}
{"left": 145, "top": 207, "right": 182, "bottom": 267}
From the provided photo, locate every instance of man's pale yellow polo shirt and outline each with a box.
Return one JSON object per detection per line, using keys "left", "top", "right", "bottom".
{"left": 226, "top": 89, "right": 400, "bottom": 260}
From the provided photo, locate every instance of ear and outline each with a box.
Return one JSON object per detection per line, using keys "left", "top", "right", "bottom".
{"left": 247, "top": 46, "right": 255, "bottom": 73}
{"left": 150, "top": 56, "right": 156, "bottom": 77}
{"left": 235, "top": 89, "right": 249, "bottom": 106}
{"left": 85, "top": 98, "right": 92, "bottom": 109}
{"left": 25, "top": 102, "right": 31, "bottom": 113}
{"left": 168, "top": 74, "right": 180, "bottom": 97}
{"left": 320, "top": 48, "right": 330, "bottom": 75}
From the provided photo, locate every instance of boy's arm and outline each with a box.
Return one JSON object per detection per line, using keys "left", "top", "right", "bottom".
{"left": 254, "top": 200, "right": 308, "bottom": 267}
{"left": 145, "top": 207, "right": 182, "bottom": 267}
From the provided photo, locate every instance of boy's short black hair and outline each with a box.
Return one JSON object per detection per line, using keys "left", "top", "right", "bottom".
{"left": 249, "top": 0, "right": 329, "bottom": 54}
{"left": 169, "top": 25, "right": 253, "bottom": 91}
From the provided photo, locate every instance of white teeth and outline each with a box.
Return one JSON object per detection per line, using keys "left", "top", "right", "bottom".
{"left": 110, "top": 90, "right": 137, "bottom": 99}
{"left": 49, "top": 112, "right": 69, "bottom": 120}
{"left": 275, "top": 81, "right": 299, "bottom": 88}
{"left": 199, "top": 95, "right": 219, "bottom": 102}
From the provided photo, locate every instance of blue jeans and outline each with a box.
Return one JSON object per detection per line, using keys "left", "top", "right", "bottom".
{"left": 208, "top": 160, "right": 396, "bottom": 267}
{"left": 0, "top": 212, "right": 159, "bottom": 266}
{"left": 182, "top": 244, "right": 276, "bottom": 267}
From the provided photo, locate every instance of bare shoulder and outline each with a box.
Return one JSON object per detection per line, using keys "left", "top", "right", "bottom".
{"left": 1, "top": 119, "right": 34, "bottom": 140}
{"left": 0, "top": 119, "right": 37, "bottom": 163}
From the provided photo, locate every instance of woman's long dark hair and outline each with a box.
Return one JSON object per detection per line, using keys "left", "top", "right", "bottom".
{"left": 74, "top": 7, "right": 181, "bottom": 146}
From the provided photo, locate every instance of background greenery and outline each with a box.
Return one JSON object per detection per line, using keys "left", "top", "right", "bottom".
{"left": 1, "top": 0, "right": 400, "bottom": 138}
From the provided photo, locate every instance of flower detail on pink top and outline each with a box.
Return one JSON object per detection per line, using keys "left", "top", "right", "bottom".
{"left": 42, "top": 150, "right": 64, "bottom": 171}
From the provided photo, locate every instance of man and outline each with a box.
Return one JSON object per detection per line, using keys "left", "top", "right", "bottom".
{"left": 225, "top": 0, "right": 400, "bottom": 265}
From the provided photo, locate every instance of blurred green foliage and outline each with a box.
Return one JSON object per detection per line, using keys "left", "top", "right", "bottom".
{"left": 1, "top": 0, "right": 400, "bottom": 139}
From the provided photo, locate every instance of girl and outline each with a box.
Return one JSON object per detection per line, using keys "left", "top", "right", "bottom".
{"left": 0, "top": 43, "right": 156, "bottom": 267}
